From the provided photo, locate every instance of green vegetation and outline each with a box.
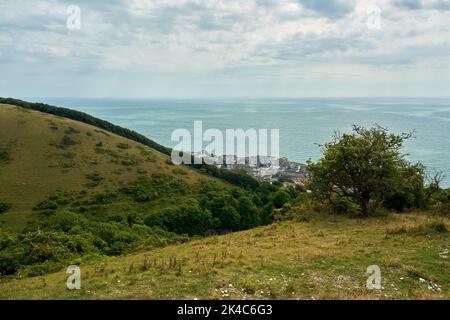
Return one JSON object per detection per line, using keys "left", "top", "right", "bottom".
{"left": 0, "top": 100, "right": 449, "bottom": 300}
{"left": 85, "top": 173, "right": 104, "bottom": 188}
{"left": 271, "top": 190, "right": 291, "bottom": 209}
{"left": 64, "top": 127, "right": 80, "bottom": 135}
{"left": 145, "top": 200, "right": 213, "bottom": 235}
{"left": 56, "top": 135, "right": 78, "bottom": 149}
{"left": 0, "top": 173, "right": 284, "bottom": 276}
{"left": 0, "top": 212, "right": 448, "bottom": 299}
{"left": 116, "top": 143, "right": 130, "bottom": 149}
{"left": 0, "top": 202, "right": 11, "bottom": 214}
{"left": 0, "top": 102, "right": 286, "bottom": 277}
{"left": 0, "top": 148, "right": 11, "bottom": 164}
{"left": 307, "top": 125, "right": 429, "bottom": 216}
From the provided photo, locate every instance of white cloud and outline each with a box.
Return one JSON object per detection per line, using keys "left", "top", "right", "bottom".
{"left": 0, "top": 0, "right": 449, "bottom": 97}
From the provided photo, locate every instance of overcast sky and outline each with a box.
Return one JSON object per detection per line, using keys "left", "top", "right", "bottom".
{"left": 1, "top": 0, "right": 449, "bottom": 98}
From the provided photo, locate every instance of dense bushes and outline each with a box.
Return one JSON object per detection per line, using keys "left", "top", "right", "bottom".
{"left": 0, "top": 216, "right": 181, "bottom": 276}
{"left": 145, "top": 201, "right": 213, "bottom": 235}
{"left": 0, "top": 174, "right": 289, "bottom": 276}
{"left": 429, "top": 188, "right": 450, "bottom": 215}
{"left": 382, "top": 163, "right": 428, "bottom": 212}
{"left": 120, "top": 184, "right": 151, "bottom": 202}
{"left": 0, "top": 230, "right": 96, "bottom": 276}
{"left": 198, "top": 182, "right": 271, "bottom": 232}
{"left": 145, "top": 183, "right": 277, "bottom": 235}
{"left": 208, "top": 168, "right": 260, "bottom": 191}
{"left": 271, "top": 190, "right": 291, "bottom": 209}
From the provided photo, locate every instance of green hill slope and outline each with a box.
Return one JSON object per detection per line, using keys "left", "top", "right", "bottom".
{"left": 1, "top": 104, "right": 279, "bottom": 277}
{"left": 0, "top": 104, "right": 218, "bottom": 231}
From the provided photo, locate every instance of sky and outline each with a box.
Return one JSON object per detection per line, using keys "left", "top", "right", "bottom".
{"left": 0, "top": 0, "right": 450, "bottom": 98}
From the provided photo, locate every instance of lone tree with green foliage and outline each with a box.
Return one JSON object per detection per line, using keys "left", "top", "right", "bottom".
{"left": 307, "top": 125, "right": 423, "bottom": 216}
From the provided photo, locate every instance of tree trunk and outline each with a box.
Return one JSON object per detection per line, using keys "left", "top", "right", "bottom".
{"left": 361, "top": 194, "right": 370, "bottom": 217}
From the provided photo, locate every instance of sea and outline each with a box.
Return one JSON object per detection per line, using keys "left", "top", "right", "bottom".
{"left": 33, "top": 97, "right": 450, "bottom": 187}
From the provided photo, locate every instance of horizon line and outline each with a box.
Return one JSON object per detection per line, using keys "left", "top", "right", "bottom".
{"left": 14, "top": 96, "right": 450, "bottom": 101}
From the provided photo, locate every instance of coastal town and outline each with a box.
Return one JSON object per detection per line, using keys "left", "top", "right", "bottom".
{"left": 194, "top": 151, "right": 310, "bottom": 190}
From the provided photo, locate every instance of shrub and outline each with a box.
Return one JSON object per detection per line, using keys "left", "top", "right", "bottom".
{"left": 0, "top": 202, "right": 11, "bottom": 214}
{"left": 387, "top": 221, "right": 448, "bottom": 236}
{"left": 116, "top": 143, "right": 130, "bottom": 149}
{"left": 271, "top": 190, "right": 291, "bottom": 209}
{"left": 64, "top": 127, "right": 80, "bottom": 135}
{"left": 259, "top": 203, "right": 274, "bottom": 225}
{"left": 90, "top": 192, "right": 117, "bottom": 205}
{"left": 0, "top": 230, "right": 96, "bottom": 275}
{"left": 172, "top": 168, "right": 188, "bottom": 175}
{"left": 0, "top": 149, "right": 11, "bottom": 164}
{"left": 121, "top": 157, "right": 137, "bottom": 166}
{"left": 107, "top": 214, "right": 124, "bottom": 223}
{"left": 120, "top": 184, "right": 151, "bottom": 202}
{"left": 57, "top": 135, "right": 78, "bottom": 149}
{"left": 33, "top": 199, "right": 58, "bottom": 211}
{"left": 423, "top": 221, "right": 448, "bottom": 233}
{"left": 145, "top": 202, "right": 212, "bottom": 235}
{"left": 329, "top": 197, "right": 359, "bottom": 215}
{"left": 45, "top": 211, "right": 85, "bottom": 233}
{"left": 62, "top": 152, "right": 76, "bottom": 159}
{"left": 238, "top": 196, "right": 260, "bottom": 229}
{"left": 85, "top": 172, "right": 104, "bottom": 187}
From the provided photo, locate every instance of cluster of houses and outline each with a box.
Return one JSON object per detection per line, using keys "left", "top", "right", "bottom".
{"left": 194, "top": 151, "right": 310, "bottom": 189}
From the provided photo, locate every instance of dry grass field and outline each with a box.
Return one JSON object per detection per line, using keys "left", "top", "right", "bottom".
{"left": 0, "top": 211, "right": 448, "bottom": 300}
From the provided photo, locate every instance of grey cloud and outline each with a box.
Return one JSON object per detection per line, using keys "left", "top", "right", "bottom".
{"left": 393, "top": 0, "right": 450, "bottom": 10}
{"left": 297, "top": 0, "right": 355, "bottom": 19}
{"left": 252, "top": 34, "right": 370, "bottom": 62}
{"left": 393, "top": 0, "right": 423, "bottom": 10}
{"left": 430, "top": 0, "right": 450, "bottom": 10}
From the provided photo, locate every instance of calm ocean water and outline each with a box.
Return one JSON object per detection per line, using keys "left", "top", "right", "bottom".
{"left": 36, "top": 97, "right": 450, "bottom": 187}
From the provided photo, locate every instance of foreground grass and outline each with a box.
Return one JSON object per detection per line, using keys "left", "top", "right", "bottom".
{"left": 0, "top": 212, "right": 448, "bottom": 300}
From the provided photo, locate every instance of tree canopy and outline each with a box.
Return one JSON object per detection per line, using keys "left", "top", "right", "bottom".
{"left": 307, "top": 125, "right": 424, "bottom": 216}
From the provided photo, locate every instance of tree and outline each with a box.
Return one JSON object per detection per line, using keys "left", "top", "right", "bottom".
{"left": 145, "top": 201, "right": 213, "bottom": 235}
{"left": 271, "top": 190, "right": 291, "bottom": 209}
{"left": 307, "top": 125, "right": 420, "bottom": 216}
{"left": 238, "top": 196, "right": 260, "bottom": 229}
{"left": 426, "top": 169, "right": 445, "bottom": 194}
{"left": 383, "top": 162, "right": 427, "bottom": 212}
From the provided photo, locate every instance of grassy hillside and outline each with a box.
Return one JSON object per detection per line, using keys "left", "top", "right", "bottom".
{"left": 0, "top": 98, "right": 262, "bottom": 191}
{"left": 0, "top": 212, "right": 448, "bottom": 299}
{"left": 0, "top": 104, "right": 216, "bottom": 231}
{"left": 0, "top": 103, "right": 280, "bottom": 278}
